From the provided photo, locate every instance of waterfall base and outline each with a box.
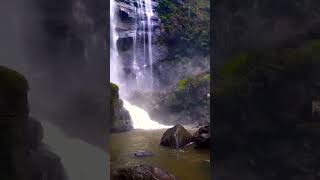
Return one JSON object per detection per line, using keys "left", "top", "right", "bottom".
{"left": 122, "top": 99, "right": 170, "bottom": 130}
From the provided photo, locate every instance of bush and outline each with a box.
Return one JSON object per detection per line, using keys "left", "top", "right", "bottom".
{"left": 156, "top": 0, "right": 210, "bottom": 56}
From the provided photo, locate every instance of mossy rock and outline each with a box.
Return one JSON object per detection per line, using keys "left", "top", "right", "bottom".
{"left": 110, "top": 82, "right": 119, "bottom": 125}
{"left": 0, "top": 66, "right": 29, "bottom": 95}
{"left": 111, "top": 82, "right": 119, "bottom": 98}
{"left": 160, "top": 124, "right": 192, "bottom": 149}
{"left": 110, "top": 82, "right": 133, "bottom": 132}
{"left": 0, "top": 66, "right": 29, "bottom": 116}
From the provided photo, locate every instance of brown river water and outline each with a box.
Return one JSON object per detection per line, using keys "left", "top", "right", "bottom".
{"left": 110, "top": 128, "right": 210, "bottom": 180}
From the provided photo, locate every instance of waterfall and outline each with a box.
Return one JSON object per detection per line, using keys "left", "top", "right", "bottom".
{"left": 145, "top": 0, "right": 154, "bottom": 89}
{"left": 110, "top": 0, "right": 168, "bottom": 130}
{"left": 123, "top": 100, "right": 170, "bottom": 129}
{"left": 111, "top": 0, "right": 156, "bottom": 93}
{"left": 110, "top": 0, "right": 120, "bottom": 85}
{"left": 42, "top": 120, "right": 108, "bottom": 180}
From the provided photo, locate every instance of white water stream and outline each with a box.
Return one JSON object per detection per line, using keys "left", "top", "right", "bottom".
{"left": 123, "top": 100, "right": 170, "bottom": 129}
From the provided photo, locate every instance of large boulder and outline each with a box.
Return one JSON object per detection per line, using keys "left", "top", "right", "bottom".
{"left": 23, "top": 144, "right": 67, "bottom": 180}
{"left": 26, "top": 117, "right": 44, "bottom": 149}
{"left": 192, "top": 125, "right": 210, "bottom": 148}
{"left": 111, "top": 165, "right": 176, "bottom": 180}
{"left": 160, "top": 124, "right": 192, "bottom": 149}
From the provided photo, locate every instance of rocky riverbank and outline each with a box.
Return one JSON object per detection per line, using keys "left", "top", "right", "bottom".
{"left": 110, "top": 124, "right": 210, "bottom": 180}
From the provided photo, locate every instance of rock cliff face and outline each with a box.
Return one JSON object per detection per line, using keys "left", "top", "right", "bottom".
{"left": 214, "top": 35, "right": 320, "bottom": 179}
{"left": 213, "top": 0, "right": 320, "bottom": 64}
{"left": 129, "top": 72, "right": 210, "bottom": 126}
{"left": 213, "top": 1, "right": 320, "bottom": 179}
{"left": 0, "top": 66, "right": 66, "bottom": 180}
{"left": 111, "top": 83, "right": 133, "bottom": 132}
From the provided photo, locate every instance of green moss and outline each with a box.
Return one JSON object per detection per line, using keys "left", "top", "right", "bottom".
{"left": 177, "top": 78, "right": 190, "bottom": 91}
{"left": 111, "top": 82, "right": 119, "bottom": 94}
{"left": 156, "top": 0, "right": 210, "bottom": 56}
{"left": 0, "top": 66, "right": 29, "bottom": 95}
{"left": 216, "top": 39, "right": 320, "bottom": 99}
{"left": 110, "top": 82, "right": 119, "bottom": 125}
{"left": 201, "top": 73, "right": 210, "bottom": 81}
{"left": 177, "top": 73, "right": 210, "bottom": 92}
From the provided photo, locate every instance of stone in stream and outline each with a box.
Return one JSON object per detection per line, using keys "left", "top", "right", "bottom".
{"left": 192, "top": 125, "right": 210, "bottom": 148}
{"left": 134, "top": 151, "right": 154, "bottom": 158}
{"left": 111, "top": 164, "right": 176, "bottom": 180}
{"left": 160, "top": 124, "right": 192, "bottom": 149}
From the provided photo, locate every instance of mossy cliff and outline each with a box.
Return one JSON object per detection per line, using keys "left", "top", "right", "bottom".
{"left": 156, "top": 0, "right": 210, "bottom": 56}
{"left": 110, "top": 83, "right": 133, "bottom": 133}
{"left": 129, "top": 72, "right": 210, "bottom": 126}
{"left": 214, "top": 38, "right": 320, "bottom": 179}
{"left": 213, "top": 0, "right": 320, "bottom": 64}
{"left": 0, "top": 66, "right": 66, "bottom": 180}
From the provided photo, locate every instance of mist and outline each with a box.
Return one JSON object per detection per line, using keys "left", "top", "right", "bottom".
{"left": 0, "top": 0, "right": 109, "bottom": 179}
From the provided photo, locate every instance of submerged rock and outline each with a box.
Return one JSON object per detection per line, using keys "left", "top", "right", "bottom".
{"left": 160, "top": 124, "right": 192, "bottom": 149}
{"left": 112, "top": 164, "right": 176, "bottom": 180}
{"left": 192, "top": 125, "right": 210, "bottom": 148}
{"left": 134, "top": 151, "right": 154, "bottom": 158}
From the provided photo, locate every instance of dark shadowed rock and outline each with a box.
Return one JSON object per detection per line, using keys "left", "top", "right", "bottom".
{"left": 112, "top": 164, "right": 176, "bottom": 180}
{"left": 117, "top": 36, "right": 133, "bottom": 52}
{"left": 192, "top": 125, "right": 210, "bottom": 148}
{"left": 0, "top": 66, "right": 67, "bottom": 180}
{"left": 160, "top": 124, "right": 192, "bottom": 149}
{"left": 26, "top": 117, "right": 44, "bottom": 149}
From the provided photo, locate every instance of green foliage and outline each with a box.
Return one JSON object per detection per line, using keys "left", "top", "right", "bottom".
{"left": 0, "top": 66, "right": 29, "bottom": 95}
{"left": 177, "top": 78, "right": 191, "bottom": 91}
{"left": 216, "top": 39, "right": 320, "bottom": 99}
{"left": 111, "top": 83, "right": 119, "bottom": 96}
{"left": 156, "top": 0, "right": 210, "bottom": 56}
{"left": 110, "top": 82, "right": 119, "bottom": 125}
{"left": 177, "top": 73, "right": 210, "bottom": 92}
{"left": 165, "top": 73, "right": 210, "bottom": 112}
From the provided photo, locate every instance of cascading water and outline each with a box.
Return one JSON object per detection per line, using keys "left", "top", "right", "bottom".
{"left": 123, "top": 100, "right": 169, "bottom": 129}
{"left": 146, "top": 0, "right": 154, "bottom": 88}
{"left": 110, "top": 0, "right": 169, "bottom": 130}
{"left": 110, "top": 0, "right": 120, "bottom": 85}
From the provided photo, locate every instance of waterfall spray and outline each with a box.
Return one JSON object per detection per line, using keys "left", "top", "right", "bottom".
{"left": 145, "top": 0, "right": 154, "bottom": 89}
{"left": 110, "top": 0, "right": 120, "bottom": 85}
